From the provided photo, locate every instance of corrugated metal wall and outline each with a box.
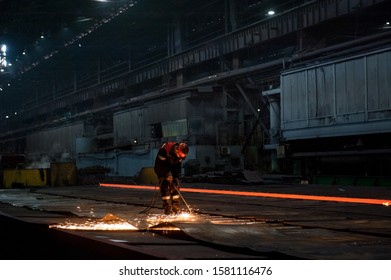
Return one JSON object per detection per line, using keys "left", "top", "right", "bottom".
{"left": 113, "top": 94, "right": 224, "bottom": 145}
{"left": 147, "top": 98, "right": 190, "bottom": 123}
{"left": 113, "top": 98, "right": 190, "bottom": 145}
{"left": 23, "top": 90, "right": 244, "bottom": 175}
{"left": 281, "top": 47, "right": 391, "bottom": 139}
{"left": 367, "top": 49, "right": 391, "bottom": 116}
{"left": 114, "top": 107, "right": 148, "bottom": 145}
{"left": 26, "top": 122, "right": 84, "bottom": 157}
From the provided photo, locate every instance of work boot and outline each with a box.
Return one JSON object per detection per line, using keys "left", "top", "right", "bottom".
{"left": 172, "top": 205, "right": 180, "bottom": 214}
{"left": 172, "top": 197, "right": 180, "bottom": 214}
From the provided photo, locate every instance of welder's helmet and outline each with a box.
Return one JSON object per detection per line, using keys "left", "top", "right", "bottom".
{"left": 176, "top": 142, "right": 189, "bottom": 159}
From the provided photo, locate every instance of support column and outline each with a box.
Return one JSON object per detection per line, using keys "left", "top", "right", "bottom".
{"left": 168, "top": 15, "right": 182, "bottom": 56}
{"left": 176, "top": 70, "right": 184, "bottom": 87}
{"left": 225, "top": 0, "right": 237, "bottom": 33}
{"left": 232, "top": 54, "right": 240, "bottom": 70}
{"left": 269, "top": 95, "right": 280, "bottom": 144}
{"left": 269, "top": 95, "right": 281, "bottom": 172}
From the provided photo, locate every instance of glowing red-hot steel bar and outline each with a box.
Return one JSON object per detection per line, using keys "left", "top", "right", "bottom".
{"left": 99, "top": 183, "right": 390, "bottom": 206}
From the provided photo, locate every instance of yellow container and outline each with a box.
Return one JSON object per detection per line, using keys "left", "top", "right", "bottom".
{"left": 136, "top": 167, "right": 158, "bottom": 185}
{"left": 3, "top": 169, "right": 48, "bottom": 188}
{"left": 50, "top": 162, "right": 77, "bottom": 186}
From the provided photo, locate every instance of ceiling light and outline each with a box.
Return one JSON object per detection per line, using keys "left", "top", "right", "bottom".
{"left": 267, "top": 10, "right": 275, "bottom": 16}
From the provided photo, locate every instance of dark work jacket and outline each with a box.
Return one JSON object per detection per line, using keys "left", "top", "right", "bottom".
{"left": 154, "top": 142, "right": 185, "bottom": 179}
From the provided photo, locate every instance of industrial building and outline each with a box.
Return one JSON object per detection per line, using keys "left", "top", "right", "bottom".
{"left": 1, "top": 0, "right": 391, "bottom": 186}
{"left": 0, "top": 1, "right": 391, "bottom": 261}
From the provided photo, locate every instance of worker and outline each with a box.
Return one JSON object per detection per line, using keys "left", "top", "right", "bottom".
{"left": 154, "top": 142, "right": 189, "bottom": 215}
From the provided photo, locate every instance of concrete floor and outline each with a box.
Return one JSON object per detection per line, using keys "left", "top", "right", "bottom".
{"left": 0, "top": 182, "right": 390, "bottom": 260}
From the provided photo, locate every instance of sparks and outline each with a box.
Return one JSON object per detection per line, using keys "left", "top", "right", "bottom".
{"left": 146, "top": 212, "right": 198, "bottom": 231}
{"left": 50, "top": 220, "right": 138, "bottom": 231}
{"left": 147, "top": 212, "right": 198, "bottom": 225}
{"left": 49, "top": 213, "right": 138, "bottom": 231}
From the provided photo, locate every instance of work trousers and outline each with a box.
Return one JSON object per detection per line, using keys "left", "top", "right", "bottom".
{"left": 160, "top": 179, "right": 180, "bottom": 215}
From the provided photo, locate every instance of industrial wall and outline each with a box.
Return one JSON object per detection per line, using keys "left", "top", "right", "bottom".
{"left": 25, "top": 122, "right": 85, "bottom": 165}
{"left": 22, "top": 88, "right": 245, "bottom": 178}
{"left": 108, "top": 89, "right": 245, "bottom": 175}
{"left": 281, "top": 47, "right": 391, "bottom": 140}
{"left": 114, "top": 94, "right": 193, "bottom": 145}
{"left": 114, "top": 91, "right": 226, "bottom": 147}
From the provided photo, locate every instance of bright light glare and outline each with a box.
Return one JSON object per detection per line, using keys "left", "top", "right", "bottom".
{"left": 267, "top": 10, "right": 275, "bottom": 15}
{"left": 147, "top": 213, "right": 197, "bottom": 225}
{"left": 146, "top": 213, "right": 198, "bottom": 231}
{"left": 49, "top": 213, "right": 138, "bottom": 231}
{"left": 49, "top": 212, "right": 198, "bottom": 231}
{"left": 1, "top": 44, "right": 7, "bottom": 68}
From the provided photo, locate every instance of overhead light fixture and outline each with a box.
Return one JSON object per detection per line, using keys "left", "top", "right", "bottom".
{"left": 381, "top": 21, "right": 390, "bottom": 29}
{"left": 267, "top": 10, "right": 275, "bottom": 16}
{"left": 0, "top": 44, "right": 7, "bottom": 69}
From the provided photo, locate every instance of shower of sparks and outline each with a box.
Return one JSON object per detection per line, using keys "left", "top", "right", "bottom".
{"left": 146, "top": 212, "right": 199, "bottom": 231}
{"left": 49, "top": 213, "right": 138, "bottom": 231}
{"left": 147, "top": 212, "right": 198, "bottom": 225}
{"left": 49, "top": 212, "right": 200, "bottom": 231}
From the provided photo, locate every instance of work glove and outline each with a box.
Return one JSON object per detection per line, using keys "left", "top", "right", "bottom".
{"left": 165, "top": 172, "right": 173, "bottom": 182}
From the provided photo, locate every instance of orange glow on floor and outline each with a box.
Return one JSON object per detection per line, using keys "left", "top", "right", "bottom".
{"left": 99, "top": 183, "right": 390, "bottom": 206}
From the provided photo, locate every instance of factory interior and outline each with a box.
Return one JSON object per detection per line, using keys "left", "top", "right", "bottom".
{"left": 1, "top": 0, "right": 391, "bottom": 187}
{"left": 0, "top": 0, "right": 390, "bottom": 260}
